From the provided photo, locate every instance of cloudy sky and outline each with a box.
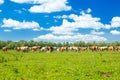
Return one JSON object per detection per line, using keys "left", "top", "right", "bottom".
{"left": 0, "top": 0, "right": 120, "bottom": 42}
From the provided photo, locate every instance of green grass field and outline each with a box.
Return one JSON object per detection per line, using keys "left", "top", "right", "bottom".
{"left": 0, "top": 50, "right": 120, "bottom": 80}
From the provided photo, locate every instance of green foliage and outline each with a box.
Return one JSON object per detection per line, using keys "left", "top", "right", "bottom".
{"left": 0, "top": 50, "right": 120, "bottom": 80}
{"left": 0, "top": 40, "right": 120, "bottom": 49}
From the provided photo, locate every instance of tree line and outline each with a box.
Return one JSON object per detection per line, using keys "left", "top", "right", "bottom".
{"left": 0, "top": 40, "right": 120, "bottom": 49}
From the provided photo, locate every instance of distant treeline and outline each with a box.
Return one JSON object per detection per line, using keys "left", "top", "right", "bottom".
{"left": 0, "top": 40, "right": 120, "bottom": 49}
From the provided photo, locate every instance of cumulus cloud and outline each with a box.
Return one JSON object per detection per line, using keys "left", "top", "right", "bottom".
{"left": 11, "top": 0, "right": 72, "bottom": 13}
{"left": 54, "top": 10, "right": 120, "bottom": 32}
{"left": 111, "top": 17, "right": 120, "bottom": 28}
{"left": 33, "top": 9, "right": 120, "bottom": 42}
{"left": 0, "top": 0, "right": 4, "bottom": 4}
{"left": 91, "top": 30, "right": 104, "bottom": 35}
{"left": 51, "top": 11, "right": 105, "bottom": 35}
{"left": 33, "top": 33, "right": 107, "bottom": 42}
{"left": 55, "top": 13, "right": 104, "bottom": 30}
{"left": 29, "top": 0, "right": 71, "bottom": 13}
{"left": 1, "top": 18, "right": 41, "bottom": 30}
{"left": 49, "top": 19, "right": 78, "bottom": 35}
{"left": 86, "top": 8, "right": 92, "bottom": 13}
{"left": 104, "top": 16, "right": 120, "bottom": 29}
{"left": 34, "top": 8, "right": 110, "bottom": 42}
{"left": 110, "top": 30, "right": 120, "bottom": 35}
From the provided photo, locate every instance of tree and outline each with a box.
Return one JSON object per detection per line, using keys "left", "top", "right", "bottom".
{"left": 0, "top": 40, "right": 7, "bottom": 49}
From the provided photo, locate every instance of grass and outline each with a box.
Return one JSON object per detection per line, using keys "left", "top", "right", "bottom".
{"left": 0, "top": 50, "right": 120, "bottom": 80}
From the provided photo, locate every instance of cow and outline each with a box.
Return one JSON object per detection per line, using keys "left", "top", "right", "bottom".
{"left": 40, "top": 46, "right": 54, "bottom": 53}
{"left": 31, "top": 46, "right": 41, "bottom": 52}
{"left": 89, "top": 46, "right": 98, "bottom": 51}
{"left": 15, "top": 47, "right": 21, "bottom": 52}
{"left": 47, "top": 46, "right": 54, "bottom": 52}
{"left": 15, "top": 46, "right": 29, "bottom": 52}
{"left": 58, "top": 47, "right": 68, "bottom": 52}
{"left": 98, "top": 46, "right": 108, "bottom": 51}
{"left": 69, "top": 46, "right": 80, "bottom": 52}
{"left": 2, "top": 47, "right": 7, "bottom": 52}
{"left": 108, "top": 46, "right": 114, "bottom": 51}
{"left": 115, "top": 46, "right": 120, "bottom": 51}
{"left": 80, "top": 47, "right": 87, "bottom": 51}
{"left": 20, "top": 46, "right": 29, "bottom": 52}
{"left": 40, "top": 46, "right": 48, "bottom": 52}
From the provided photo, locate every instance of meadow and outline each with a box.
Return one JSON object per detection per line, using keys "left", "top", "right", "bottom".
{"left": 0, "top": 50, "right": 120, "bottom": 80}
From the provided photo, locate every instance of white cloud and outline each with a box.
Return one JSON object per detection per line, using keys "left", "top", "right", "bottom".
{"left": 110, "top": 30, "right": 120, "bottom": 35}
{"left": 51, "top": 12, "right": 105, "bottom": 35}
{"left": 1, "top": 18, "right": 41, "bottom": 30}
{"left": 0, "top": 0, "right": 4, "bottom": 4}
{"left": 41, "top": 9, "right": 108, "bottom": 42}
{"left": 4, "top": 29, "right": 12, "bottom": 32}
{"left": 33, "top": 33, "right": 107, "bottom": 42}
{"left": 86, "top": 8, "right": 92, "bottom": 13}
{"left": 32, "top": 9, "right": 120, "bottom": 42}
{"left": 29, "top": 0, "right": 71, "bottom": 13}
{"left": 49, "top": 19, "right": 78, "bottom": 35}
{"left": 91, "top": 30, "right": 104, "bottom": 35}
{"left": 111, "top": 17, "right": 120, "bottom": 28}
{"left": 55, "top": 13, "right": 105, "bottom": 30}
{"left": 11, "top": 0, "right": 72, "bottom": 13}
{"left": 10, "top": 0, "right": 44, "bottom": 4}
{"left": 53, "top": 10, "right": 120, "bottom": 35}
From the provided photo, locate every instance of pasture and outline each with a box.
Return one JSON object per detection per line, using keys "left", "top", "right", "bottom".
{"left": 0, "top": 50, "right": 120, "bottom": 80}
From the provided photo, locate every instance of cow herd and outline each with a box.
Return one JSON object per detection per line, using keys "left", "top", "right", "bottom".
{"left": 1, "top": 46, "right": 120, "bottom": 52}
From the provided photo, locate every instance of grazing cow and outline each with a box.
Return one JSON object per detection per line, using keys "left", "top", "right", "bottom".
{"left": 69, "top": 46, "right": 79, "bottom": 52}
{"left": 98, "top": 46, "right": 108, "bottom": 51}
{"left": 40, "top": 46, "right": 54, "bottom": 52}
{"left": 47, "top": 46, "right": 54, "bottom": 52}
{"left": 40, "top": 46, "right": 48, "bottom": 52}
{"left": 31, "top": 46, "right": 41, "bottom": 52}
{"left": 53, "top": 47, "right": 58, "bottom": 51}
{"left": 108, "top": 46, "right": 114, "bottom": 51}
{"left": 59, "top": 47, "right": 68, "bottom": 52}
{"left": 2, "top": 47, "right": 7, "bottom": 52}
{"left": 15, "top": 47, "right": 21, "bottom": 52}
{"left": 115, "top": 46, "right": 120, "bottom": 51}
{"left": 56, "top": 47, "right": 61, "bottom": 52}
{"left": 15, "top": 46, "right": 29, "bottom": 52}
{"left": 89, "top": 46, "right": 98, "bottom": 51}
{"left": 80, "top": 47, "right": 87, "bottom": 51}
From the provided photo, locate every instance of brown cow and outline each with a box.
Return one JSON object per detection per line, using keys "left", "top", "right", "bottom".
{"left": 57, "top": 47, "right": 68, "bottom": 52}
{"left": 47, "top": 46, "right": 54, "bottom": 52}
{"left": 108, "top": 46, "right": 114, "bottom": 51}
{"left": 80, "top": 47, "right": 87, "bottom": 51}
{"left": 69, "top": 46, "right": 79, "bottom": 52}
{"left": 20, "top": 46, "right": 29, "bottom": 52}
{"left": 115, "top": 46, "right": 120, "bottom": 51}
{"left": 40, "top": 46, "right": 48, "bottom": 52}
{"left": 15, "top": 46, "right": 29, "bottom": 52}
{"left": 31, "top": 46, "right": 41, "bottom": 52}
{"left": 40, "top": 46, "right": 53, "bottom": 52}
{"left": 89, "top": 46, "right": 98, "bottom": 51}
{"left": 15, "top": 47, "right": 21, "bottom": 51}
{"left": 2, "top": 47, "right": 7, "bottom": 52}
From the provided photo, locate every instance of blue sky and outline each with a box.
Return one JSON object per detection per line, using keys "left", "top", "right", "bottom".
{"left": 0, "top": 0, "right": 120, "bottom": 42}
